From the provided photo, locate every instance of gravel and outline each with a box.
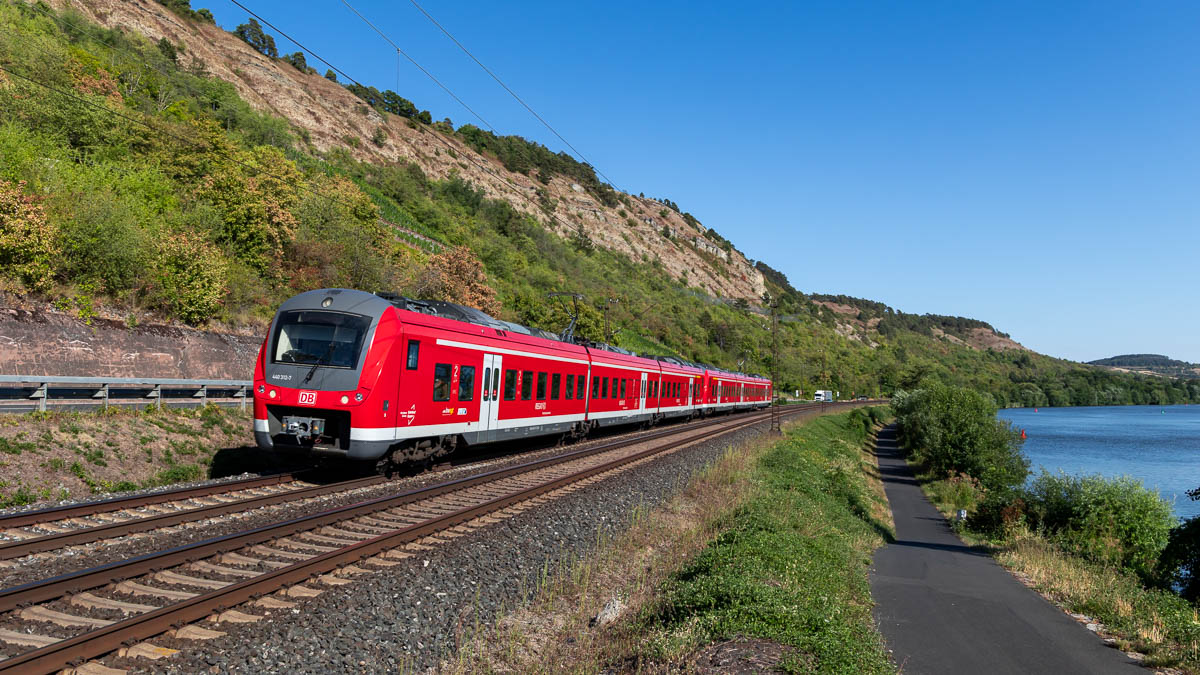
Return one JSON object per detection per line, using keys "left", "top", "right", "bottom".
{"left": 0, "top": 418, "right": 743, "bottom": 589}
{"left": 125, "top": 421, "right": 772, "bottom": 674}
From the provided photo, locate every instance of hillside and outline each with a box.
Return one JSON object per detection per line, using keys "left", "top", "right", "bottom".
{"left": 1088, "top": 354, "right": 1200, "bottom": 379}
{"left": 1, "top": 0, "right": 1197, "bottom": 409}
{"left": 48, "top": 0, "right": 765, "bottom": 305}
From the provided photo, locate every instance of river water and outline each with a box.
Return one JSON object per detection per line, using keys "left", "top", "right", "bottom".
{"left": 998, "top": 405, "right": 1200, "bottom": 520}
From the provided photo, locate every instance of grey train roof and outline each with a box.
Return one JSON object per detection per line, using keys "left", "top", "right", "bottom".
{"left": 374, "top": 291, "right": 764, "bottom": 379}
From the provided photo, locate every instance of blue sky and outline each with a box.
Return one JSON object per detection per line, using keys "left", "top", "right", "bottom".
{"left": 203, "top": 1, "right": 1200, "bottom": 363}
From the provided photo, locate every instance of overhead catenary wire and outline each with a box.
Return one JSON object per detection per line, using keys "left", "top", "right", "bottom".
{"left": 404, "top": 0, "right": 623, "bottom": 194}
{"left": 8, "top": 3, "right": 603, "bottom": 263}
{"left": 223, "top": 2, "right": 600, "bottom": 242}
{"left": 231, "top": 0, "right": 496, "bottom": 133}
{"left": 32, "top": 0, "right": 622, "bottom": 240}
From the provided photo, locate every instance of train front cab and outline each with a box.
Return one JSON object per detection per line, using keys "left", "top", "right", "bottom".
{"left": 254, "top": 289, "right": 400, "bottom": 461}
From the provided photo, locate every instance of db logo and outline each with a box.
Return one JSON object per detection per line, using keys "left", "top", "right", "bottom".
{"left": 298, "top": 391, "right": 317, "bottom": 406}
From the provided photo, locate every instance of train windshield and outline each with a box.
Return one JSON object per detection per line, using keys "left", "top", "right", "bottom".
{"left": 272, "top": 310, "right": 372, "bottom": 369}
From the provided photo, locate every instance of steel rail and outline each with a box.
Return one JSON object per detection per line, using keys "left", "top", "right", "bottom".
{"left": 0, "top": 407, "right": 793, "bottom": 557}
{"left": 0, "top": 408, "right": 795, "bottom": 616}
{"left": 0, "top": 475, "right": 384, "bottom": 560}
{"left": 0, "top": 406, "right": 804, "bottom": 673}
{"left": 0, "top": 473, "right": 300, "bottom": 530}
{"left": 0, "top": 406, "right": 805, "bottom": 560}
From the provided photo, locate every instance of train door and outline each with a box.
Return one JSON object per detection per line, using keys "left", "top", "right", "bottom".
{"left": 639, "top": 372, "right": 647, "bottom": 410}
{"left": 480, "top": 354, "right": 502, "bottom": 442}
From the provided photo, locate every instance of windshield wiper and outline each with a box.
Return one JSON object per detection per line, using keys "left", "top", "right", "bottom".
{"left": 303, "top": 341, "right": 337, "bottom": 384}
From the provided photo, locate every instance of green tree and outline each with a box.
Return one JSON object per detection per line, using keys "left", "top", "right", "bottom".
{"left": 282, "top": 52, "right": 308, "bottom": 72}
{"left": 892, "top": 384, "right": 1030, "bottom": 493}
{"left": 233, "top": 18, "right": 278, "bottom": 58}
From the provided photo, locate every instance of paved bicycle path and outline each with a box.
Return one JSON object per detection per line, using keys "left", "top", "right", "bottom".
{"left": 869, "top": 426, "right": 1143, "bottom": 674}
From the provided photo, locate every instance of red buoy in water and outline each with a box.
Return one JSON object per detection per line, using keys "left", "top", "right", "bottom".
{"left": 1020, "top": 429, "right": 1027, "bottom": 439}
{"left": 1034, "top": 408, "right": 1038, "bottom": 412}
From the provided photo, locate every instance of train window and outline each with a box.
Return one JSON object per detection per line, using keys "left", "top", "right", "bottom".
{"left": 433, "top": 363, "right": 451, "bottom": 401}
{"left": 565, "top": 374, "right": 574, "bottom": 399}
{"left": 273, "top": 310, "right": 371, "bottom": 369}
{"left": 592, "top": 376, "right": 599, "bottom": 398}
{"left": 551, "top": 373, "right": 561, "bottom": 400}
{"left": 601, "top": 377, "right": 608, "bottom": 399}
{"left": 406, "top": 341, "right": 420, "bottom": 370}
{"left": 504, "top": 370, "right": 517, "bottom": 401}
{"left": 577, "top": 375, "right": 586, "bottom": 400}
{"left": 537, "top": 372, "right": 547, "bottom": 400}
{"left": 459, "top": 366, "right": 475, "bottom": 402}
{"left": 483, "top": 367, "right": 490, "bottom": 400}
{"left": 522, "top": 370, "right": 533, "bottom": 400}
{"left": 620, "top": 379, "right": 626, "bottom": 399}
{"left": 492, "top": 369, "right": 500, "bottom": 401}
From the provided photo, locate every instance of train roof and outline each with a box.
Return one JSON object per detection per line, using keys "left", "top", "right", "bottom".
{"left": 374, "top": 292, "right": 771, "bottom": 382}
{"left": 376, "top": 293, "right": 564, "bottom": 342}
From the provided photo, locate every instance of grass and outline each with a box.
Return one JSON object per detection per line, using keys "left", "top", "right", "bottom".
{"left": 450, "top": 407, "right": 895, "bottom": 673}
{"left": 633, "top": 412, "right": 894, "bottom": 672}
{"left": 0, "top": 404, "right": 254, "bottom": 504}
{"left": 0, "top": 435, "right": 36, "bottom": 455}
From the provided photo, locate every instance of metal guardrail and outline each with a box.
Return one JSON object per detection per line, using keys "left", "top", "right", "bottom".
{"left": 0, "top": 375, "right": 252, "bottom": 412}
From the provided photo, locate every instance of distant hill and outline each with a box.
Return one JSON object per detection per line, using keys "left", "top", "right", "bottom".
{"left": 1088, "top": 355, "right": 1200, "bottom": 379}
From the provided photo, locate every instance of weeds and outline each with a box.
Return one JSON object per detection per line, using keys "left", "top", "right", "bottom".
{"left": 0, "top": 436, "right": 36, "bottom": 455}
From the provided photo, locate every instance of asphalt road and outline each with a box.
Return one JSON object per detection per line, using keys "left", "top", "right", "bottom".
{"left": 869, "top": 426, "right": 1144, "bottom": 674}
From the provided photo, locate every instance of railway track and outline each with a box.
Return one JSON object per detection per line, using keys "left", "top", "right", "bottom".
{"left": 0, "top": 404, "right": 851, "bottom": 673}
{"left": 0, "top": 473, "right": 392, "bottom": 561}
{"left": 0, "top": 406, "right": 825, "bottom": 563}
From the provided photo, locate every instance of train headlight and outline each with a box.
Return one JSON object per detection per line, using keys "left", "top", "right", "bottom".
{"left": 340, "top": 395, "right": 350, "bottom": 405}
{"left": 268, "top": 389, "right": 277, "bottom": 399}
{"left": 354, "top": 393, "right": 364, "bottom": 402}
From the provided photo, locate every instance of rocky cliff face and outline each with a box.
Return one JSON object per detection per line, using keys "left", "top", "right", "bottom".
{"left": 0, "top": 306, "right": 260, "bottom": 379}
{"left": 57, "top": 0, "right": 765, "bottom": 303}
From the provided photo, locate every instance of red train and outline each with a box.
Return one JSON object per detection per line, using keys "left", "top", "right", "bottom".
{"left": 253, "top": 289, "right": 772, "bottom": 468}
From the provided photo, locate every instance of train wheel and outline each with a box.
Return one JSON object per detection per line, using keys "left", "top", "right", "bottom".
{"left": 374, "top": 456, "right": 394, "bottom": 478}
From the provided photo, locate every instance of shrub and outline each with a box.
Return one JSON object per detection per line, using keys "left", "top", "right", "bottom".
{"left": 414, "top": 245, "right": 500, "bottom": 315}
{"left": 1158, "top": 496, "right": 1200, "bottom": 601}
{"left": 0, "top": 179, "right": 59, "bottom": 291}
{"left": 1024, "top": 471, "right": 1175, "bottom": 580}
{"left": 968, "top": 492, "right": 1028, "bottom": 537}
{"left": 149, "top": 232, "right": 227, "bottom": 324}
{"left": 51, "top": 188, "right": 149, "bottom": 292}
{"left": 198, "top": 145, "right": 301, "bottom": 273}
{"left": 892, "top": 383, "right": 1029, "bottom": 493}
